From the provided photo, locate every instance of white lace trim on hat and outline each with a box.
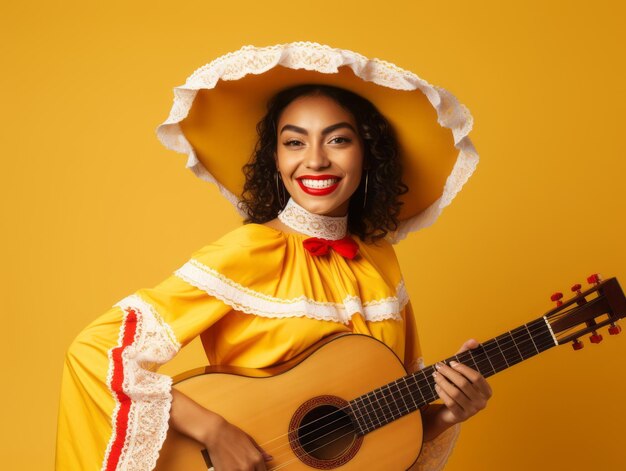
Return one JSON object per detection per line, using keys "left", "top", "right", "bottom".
{"left": 156, "top": 42, "right": 478, "bottom": 243}
{"left": 278, "top": 198, "right": 348, "bottom": 240}
{"left": 102, "top": 295, "right": 180, "bottom": 471}
{"left": 174, "top": 258, "right": 407, "bottom": 324}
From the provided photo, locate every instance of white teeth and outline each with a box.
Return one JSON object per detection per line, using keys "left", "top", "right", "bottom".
{"left": 300, "top": 178, "right": 339, "bottom": 189}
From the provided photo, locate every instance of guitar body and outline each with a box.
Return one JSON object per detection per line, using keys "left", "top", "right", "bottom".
{"left": 155, "top": 334, "right": 423, "bottom": 470}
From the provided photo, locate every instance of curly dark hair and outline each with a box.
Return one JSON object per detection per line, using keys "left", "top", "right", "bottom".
{"left": 239, "top": 84, "right": 408, "bottom": 243}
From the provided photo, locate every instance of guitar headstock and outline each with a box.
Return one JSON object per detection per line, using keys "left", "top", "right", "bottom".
{"left": 545, "top": 274, "right": 626, "bottom": 350}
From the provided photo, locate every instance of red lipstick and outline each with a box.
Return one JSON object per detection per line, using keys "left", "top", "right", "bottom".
{"left": 296, "top": 175, "right": 341, "bottom": 196}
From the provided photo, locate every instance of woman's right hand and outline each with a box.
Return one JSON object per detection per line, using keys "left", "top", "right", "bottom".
{"left": 203, "top": 413, "right": 273, "bottom": 471}
{"left": 170, "top": 388, "right": 272, "bottom": 471}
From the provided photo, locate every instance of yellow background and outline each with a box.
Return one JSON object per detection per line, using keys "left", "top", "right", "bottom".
{"left": 2, "top": 0, "right": 625, "bottom": 469}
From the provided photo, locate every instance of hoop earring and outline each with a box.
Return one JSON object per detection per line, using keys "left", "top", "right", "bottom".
{"left": 362, "top": 171, "right": 369, "bottom": 210}
{"left": 275, "top": 171, "right": 286, "bottom": 208}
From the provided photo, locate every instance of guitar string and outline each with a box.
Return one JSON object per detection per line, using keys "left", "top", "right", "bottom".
{"left": 265, "top": 333, "right": 561, "bottom": 470}
{"left": 258, "top": 318, "right": 555, "bottom": 449}
{"left": 257, "top": 317, "right": 555, "bottom": 448}
{"left": 264, "top": 334, "right": 555, "bottom": 468}
{"left": 257, "top": 325, "right": 559, "bottom": 466}
{"left": 266, "top": 305, "right": 598, "bottom": 468}
{"left": 259, "top": 321, "right": 555, "bottom": 456}
{"left": 266, "top": 339, "right": 559, "bottom": 471}
{"left": 270, "top": 303, "right": 607, "bottom": 470}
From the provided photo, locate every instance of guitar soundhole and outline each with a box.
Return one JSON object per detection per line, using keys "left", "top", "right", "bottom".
{"left": 289, "top": 395, "right": 363, "bottom": 469}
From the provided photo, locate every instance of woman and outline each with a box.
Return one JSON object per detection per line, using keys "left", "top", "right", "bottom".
{"left": 56, "top": 42, "right": 489, "bottom": 471}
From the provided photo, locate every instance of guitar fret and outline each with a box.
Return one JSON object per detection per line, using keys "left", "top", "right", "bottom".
{"left": 398, "top": 380, "right": 411, "bottom": 414}
{"left": 419, "top": 367, "right": 436, "bottom": 400}
{"left": 389, "top": 381, "right": 409, "bottom": 416}
{"left": 381, "top": 385, "right": 397, "bottom": 422}
{"left": 427, "top": 366, "right": 439, "bottom": 402}
{"left": 465, "top": 349, "right": 480, "bottom": 371}
{"left": 348, "top": 401, "right": 366, "bottom": 435}
{"left": 482, "top": 341, "right": 502, "bottom": 373}
{"left": 380, "top": 385, "right": 395, "bottom": 424}
{"left": 529, "top": 319, "right": 554, "bottom": 353}
{"left": 499, "top": 333, "right": 523, "bottom": 367}
{"left": 508, "top": 330, "right": 525, "bottom": 364}
{"left": 410, "top": 373, "right": 427, "bottom": 405}
{"left": 373, "top": 389, "right": 391, "bottom": 426}
{"left": 401, "top": 376, "right": 419, "bottom": 411}
{"left": 470, "top": 347, "right": 496, "bottom": 376}
{"left": 385, "top": 387, "right": 398, "bottom": 424}
{"left": 538, "top": 321, "right": 556, "bottom": 351}
{"left": 361, "top": 396, "right": 376, "bottom": 434}
{"left": 364, "top": 392, "right": 382, "bottom": 429}
{"left": 535, "top": 331, "right": 555, "bottom": 353}
{"left": 358, "top": 395, "right": 375, "bottom": 433}
{"left": 511, "top": 325, "right": 536, "bottom": 360}
{"left": 524, "top": 323, "right": 540, "bottom": 354}
{"left": 493, "top": 336, "right": 509, "bottom": 368}
{"left": 385, "top": 386, "right": 399, "bottom": 422}
{"left": 372, "top": 391, "right": 387, "bottom": 428}
{"left": 362, "top": 395, "right": 377, "bottom": 433}
{"left": 388, "top": 382, "right": 401, "bottom": 416}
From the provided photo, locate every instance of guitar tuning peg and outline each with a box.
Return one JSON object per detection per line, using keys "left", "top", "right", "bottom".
{"left": 609, "top": 323, "right": 622, "bottom": 335}
{"left": 551, "top": 292, "right": 564, "bottom": 307}
{"left": 587, "top": 273, "right": 602, "bottom": 285}
{"left": 572, "top": 339, "right": 584, "bottom": 350}
{"left": 570, "top": 283, "right": 587, "bottom": 305}
{"left": 589, "top": 331, "right": 603, "bottom": 344}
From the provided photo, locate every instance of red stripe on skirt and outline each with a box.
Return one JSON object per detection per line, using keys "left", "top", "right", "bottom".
{"left": 105, "top": 307, "right": 139, "bottom": 471}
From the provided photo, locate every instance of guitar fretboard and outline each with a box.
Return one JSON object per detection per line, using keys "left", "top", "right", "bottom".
{"left": 348, "top": 317, "right": 557, "bottom": 435}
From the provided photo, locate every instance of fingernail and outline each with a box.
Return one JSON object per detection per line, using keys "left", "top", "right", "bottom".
{"left": 435, "top": 362, "right": 444, "bottom": 370}
{"left": 432, "top": 371, "right": 438, "bottom": 378}
{"left": 450, "top": 361, "right": 459, "bottom": 367}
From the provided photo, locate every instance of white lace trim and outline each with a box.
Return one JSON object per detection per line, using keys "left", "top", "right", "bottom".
{"left": 102, "top": 295, "right": 181, "bottom": 471}
{"left": 156, "top": 42, "right": 479, "bottom": 241}
{"left": 174, "top": 258, "right": 407, "bottom": 324}
{"left": 278, "top": 198, "right": 348, "bottom": 240}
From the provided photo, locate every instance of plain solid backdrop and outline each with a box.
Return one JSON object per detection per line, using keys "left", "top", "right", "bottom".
{"left": 1, "top": 0, "right": 625, "bottom": 469}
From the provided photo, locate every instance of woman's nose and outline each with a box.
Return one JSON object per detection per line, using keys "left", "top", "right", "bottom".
{"left": 304, "top": 144, "right": 330, "bottom": 169}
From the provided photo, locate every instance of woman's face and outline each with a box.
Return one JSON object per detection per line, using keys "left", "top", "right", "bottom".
{"left": 275, "top": 94, "right": 364, "bottom": 217}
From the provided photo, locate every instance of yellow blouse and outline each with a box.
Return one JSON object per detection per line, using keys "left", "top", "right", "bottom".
{"left": 56, "top": 223, "right": 458, "bottom": 471}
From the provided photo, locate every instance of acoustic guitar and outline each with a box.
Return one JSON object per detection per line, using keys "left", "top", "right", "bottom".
{"left": 155, "top": 275, "right": 625, "bottom": 470}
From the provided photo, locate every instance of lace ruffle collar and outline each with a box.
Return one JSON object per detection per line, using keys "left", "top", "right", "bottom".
{"left": 277, "top": 198, "right": 348, "bottom": 240}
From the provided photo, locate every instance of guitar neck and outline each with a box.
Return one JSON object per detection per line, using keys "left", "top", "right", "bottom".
{"left": 349, "top": 316, "right": 557, "bottom": 436}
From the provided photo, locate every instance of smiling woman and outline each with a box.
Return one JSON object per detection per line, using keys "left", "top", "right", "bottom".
{"left": 241, "top": 84, "right": 407, "bottom": 241}
{"left": 276, "top": 94, "right": 364, "bottom": 218}
{"left": 56, "top": 42, "right": 483, "bottom": 471}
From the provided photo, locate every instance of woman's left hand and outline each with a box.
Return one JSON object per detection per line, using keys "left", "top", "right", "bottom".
{"left": 431, "top": 338, "right": 493, "bottom": 427}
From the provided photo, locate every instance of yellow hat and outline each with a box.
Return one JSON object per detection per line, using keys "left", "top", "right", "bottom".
{"left": 156, "top": 42, "right": 478, "bottom": 242}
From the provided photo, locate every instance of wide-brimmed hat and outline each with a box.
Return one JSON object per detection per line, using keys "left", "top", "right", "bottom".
{"left": 156, "top": 42, "right": 478, "bottom": 243}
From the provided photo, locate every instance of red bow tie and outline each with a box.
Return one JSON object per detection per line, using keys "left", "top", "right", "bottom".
{"left": 302, "top": 236, "right": 359, "bottom": 259}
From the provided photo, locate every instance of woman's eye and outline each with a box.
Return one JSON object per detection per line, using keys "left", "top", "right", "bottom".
{"left": 284, "top": 140, "right": 303, "bottom": 147}
{"left": 329, "top": 137, "right": 351, "bottom": 144}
